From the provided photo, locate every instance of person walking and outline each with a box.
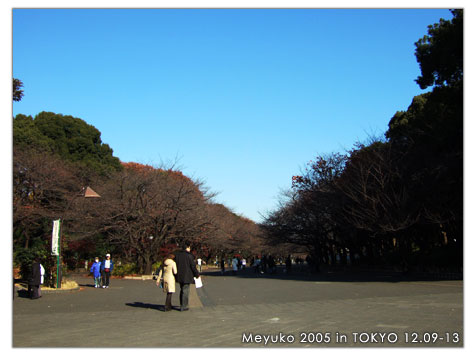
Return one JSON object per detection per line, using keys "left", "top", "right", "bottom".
{"left": 232, "top": 257, "right": 239, "bottom": 275}
{"left": 197, "top": 257, "right": 202, "bottom": 273}
{"left": 253, "top": 256, "right": 261, "bottom": 274}
{"left": 156, "top": 254, "right": 177, "bottom": 312}
{"left": 175, "top": 243, "right": 200, "bottom": 312}
{"left": 28, "top": 258, "right": 44, "bottom": 299}
{"left": 262, "top": 255, "right": 268, "bottom": 273}
{"left": 268, "top": 255, "right": 276, "bottom": 274}
{"left": 285, "top": 255, "right": 292, "bottom": 273}
{"left": 220, "top": 259, "right": 225, "bottom": 275}
{"left": 90, "top": 257, "right": 102, "bottom": 288}
{"left": 100, "top": 254, "right": 114, "bottom": 288}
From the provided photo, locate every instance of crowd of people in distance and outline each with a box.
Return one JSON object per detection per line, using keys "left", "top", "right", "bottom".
{"left": 213, "top": 254, "right": 312, "bottom": 276}
{"left": 250, "top": 255, "right": 279, "bottom": 274}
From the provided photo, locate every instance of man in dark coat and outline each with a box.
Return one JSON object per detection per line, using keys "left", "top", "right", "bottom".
{"left": 175, "top": 243, "right": 200, "bottom": 311}
{"left": 28, "top": 259, "right": 42, "bottom": 299}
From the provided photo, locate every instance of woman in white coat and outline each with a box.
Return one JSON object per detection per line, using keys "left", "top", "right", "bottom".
{"left": 157, "top": 254, "right": 177, "bottom": 311}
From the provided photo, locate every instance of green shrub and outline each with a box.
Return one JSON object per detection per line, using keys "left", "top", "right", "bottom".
{"left": 14, "top": 245, "right": 48, "bottom": 280}
{"left": 151, "top": 261, "right": 162, "bottom": 275}
{"left": 113, "top": 263, "right": 138, "bottom": 277}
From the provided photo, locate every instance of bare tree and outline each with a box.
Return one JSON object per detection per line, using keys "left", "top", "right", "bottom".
{"left": 88, "top": 163, "right": 214, "bottom": 274}
{"left": 263, "top": 153, "right": 348, "bottom": 270}
{"left": 13, "top": 148, "right": 82, "bottom": 249}
{"left": 336, "top": 141, "right": 421, "bottom": 236}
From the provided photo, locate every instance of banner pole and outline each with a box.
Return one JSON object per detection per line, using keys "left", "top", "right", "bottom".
{"left": 56, "top": 219, "right": 61, "bottom": 289}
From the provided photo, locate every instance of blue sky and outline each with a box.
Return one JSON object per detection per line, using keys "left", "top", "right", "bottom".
{"left": 12, "top": 8, "right": 454, "bottom": 222}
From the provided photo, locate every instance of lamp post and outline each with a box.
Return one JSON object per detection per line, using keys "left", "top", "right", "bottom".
{"left": 52, "top": 186, "right": 101, "bottom": 288}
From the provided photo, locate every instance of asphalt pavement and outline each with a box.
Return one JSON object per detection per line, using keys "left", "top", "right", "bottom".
{"left": 12, "top": 267, "right": 463, "bottom": 347}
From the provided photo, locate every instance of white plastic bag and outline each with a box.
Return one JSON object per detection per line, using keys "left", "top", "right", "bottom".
{"left": 194, "top": 276, "right": 203, "bottom": 288}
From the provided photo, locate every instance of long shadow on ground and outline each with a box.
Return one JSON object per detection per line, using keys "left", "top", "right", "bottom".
{"left": 125, "top": 302, "right": 166, "bottom": 311}
{"left": 78, "top": 283, "right": 96, "bottom": 288}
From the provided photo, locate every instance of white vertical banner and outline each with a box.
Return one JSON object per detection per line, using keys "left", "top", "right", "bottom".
{"left": 51, "top": 219, "right": 61, "bottom": 256}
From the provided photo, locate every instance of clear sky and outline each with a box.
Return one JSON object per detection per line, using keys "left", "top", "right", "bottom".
{"left": 12, "top": 8, "right": 454, "bottom": 222}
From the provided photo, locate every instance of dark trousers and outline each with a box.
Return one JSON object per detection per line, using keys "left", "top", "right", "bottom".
{"left": 179, "top": 283, "right": 190, "bottom": 309}
{"left": 165, "top": 293, "right": 173, "bottom": 311}
{"left": 102, "top": 271, "right": 110, "bottom": 286}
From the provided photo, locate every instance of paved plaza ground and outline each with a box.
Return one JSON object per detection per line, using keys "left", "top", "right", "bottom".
{"left": 12, "top": 267, "right": 463, "bottom": 347}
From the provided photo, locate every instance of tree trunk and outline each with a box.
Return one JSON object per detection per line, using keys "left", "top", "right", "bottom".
{"left": 138, "top": 251, "right": 153, "bottom": 275}
{"left": 143, "top": 259, "right": 152, "bottom": 275}
{"left": 23, "top": 230, "right": 30, "bottom": 249}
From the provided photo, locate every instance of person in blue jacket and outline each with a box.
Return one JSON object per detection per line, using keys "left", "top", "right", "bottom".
{"left": 100, "top": 254, "right": 114, "bottom": 288}
{"left": 90, "top": 257, "right": 102, "bottom": 288}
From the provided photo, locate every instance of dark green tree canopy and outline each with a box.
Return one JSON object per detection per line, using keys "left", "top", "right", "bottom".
{"left": 13, "top": 78, "right": 24, "bottom": 102}
{"left": 387, "top": 9, "right": 463, "bottom": 148}
{"left": 13, "top": 111, "right": 122, "bottom": 175}
{"left": 415, "top": 9, "right": 463, "bottom": 89}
